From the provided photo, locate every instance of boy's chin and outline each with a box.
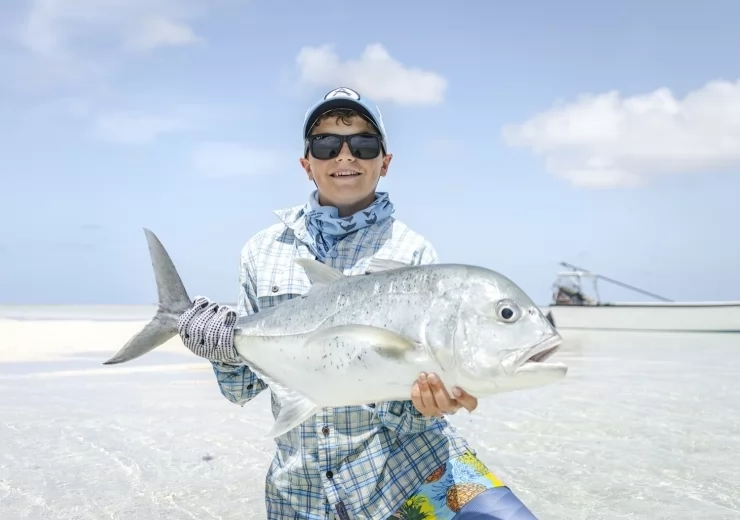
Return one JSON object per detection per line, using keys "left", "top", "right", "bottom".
{"left": 317, "top": 186, "right": 377, "bottom": 207}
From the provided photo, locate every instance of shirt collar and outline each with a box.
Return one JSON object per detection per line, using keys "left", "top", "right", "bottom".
{"left": 273, "top": 203, "right": 310, "bottom": 242}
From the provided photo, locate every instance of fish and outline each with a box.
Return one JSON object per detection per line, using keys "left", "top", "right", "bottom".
{"left": 103, "top": 229, "right": 567, "bottom": 438}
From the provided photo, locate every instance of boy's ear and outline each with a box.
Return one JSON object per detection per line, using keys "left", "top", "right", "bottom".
{"left": 299, "top": 157, "right": 314, "bottom": 180}
{"left": 380, "top": 153, "right": 393, "bottom": 176}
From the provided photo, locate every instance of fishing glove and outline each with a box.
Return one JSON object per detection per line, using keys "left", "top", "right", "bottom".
{"left": 177, "top": 296, "right": 242, "bottom": 364}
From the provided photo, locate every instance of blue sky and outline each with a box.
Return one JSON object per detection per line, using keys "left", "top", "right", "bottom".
{"left": 2, "top": 0, "right": 739, "bottom": 305}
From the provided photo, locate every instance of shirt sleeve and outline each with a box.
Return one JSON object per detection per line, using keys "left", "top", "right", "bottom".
{"left": 210, "top": 242, "right": 267, "bottom": 406}
{"left": 375, "top": 239, "right": 441, "bottom": 434}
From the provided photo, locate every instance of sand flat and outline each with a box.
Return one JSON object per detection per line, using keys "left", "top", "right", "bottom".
{"left": 0, "top": 314, "right": 185, "bottom": 364}
{"left": 1, "top": 311, "right": 739, "bottom": 519}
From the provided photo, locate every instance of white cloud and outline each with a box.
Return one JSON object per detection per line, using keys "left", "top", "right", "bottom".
{"left": 191, "top": 142, "right": 285, "bottom": 177}
{"left": 1, "top": 0, "right": 205, "bottom": 88}
{"left": 91, "top": 103, "right": 234, "bottom": 144}
{"left": 502, "top": 79, "right": 740, "bottom": 188}
{"left": 26, "top": 96, "right": 94, "bottom": 121}
{"left": 94, "top": 111, "right": 189, "bottom": 144}
{"left": 123, "top": 15, "right": 202, "bottom": 51}
{"left": 295, "top": 43, "right": 447, "bottom": 105}
{"left": 18, "top": 0, "right": 203, "bottom": 59}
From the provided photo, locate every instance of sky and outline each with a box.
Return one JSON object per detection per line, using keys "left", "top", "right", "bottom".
{"left": 1, "top": 0, "right": 739, "bottom": 306}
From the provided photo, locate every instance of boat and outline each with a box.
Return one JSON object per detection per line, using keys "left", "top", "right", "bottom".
{"left": 542, "top": 262, "right": 740, "bottom": 333}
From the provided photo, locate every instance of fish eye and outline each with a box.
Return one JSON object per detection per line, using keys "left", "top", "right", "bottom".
{"left": 495, "top": 299, "right": 521, "bottom": 323}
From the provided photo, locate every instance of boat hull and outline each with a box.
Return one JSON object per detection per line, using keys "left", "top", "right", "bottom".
{"left": 543, "top": 302, "right": 740, "bottom": 333}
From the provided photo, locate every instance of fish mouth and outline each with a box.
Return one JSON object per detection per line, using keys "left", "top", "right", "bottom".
{"left": 516, "top": 334, "right": 563, "bottom": 369}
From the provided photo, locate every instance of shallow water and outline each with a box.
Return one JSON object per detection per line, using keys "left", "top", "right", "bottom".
{"left": 1, "top": 319, "right": 739, "bottom": 519}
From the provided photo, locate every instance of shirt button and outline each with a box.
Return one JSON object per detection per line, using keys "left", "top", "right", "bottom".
{"left": 321, "top": 426, "right": 330, "bottom": 436}
{"left": 326, "top": 470, "right": 333, "bottom": 479}
{"left": 246, "top": 384, "right": 253, "bottom": 390}
{"left": 271, "top": 285, "right": 279, "bottom": 293}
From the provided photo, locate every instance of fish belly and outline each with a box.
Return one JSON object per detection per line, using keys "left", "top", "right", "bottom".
{"left": 235, "top": 326, "right": 448, "bottom": 408}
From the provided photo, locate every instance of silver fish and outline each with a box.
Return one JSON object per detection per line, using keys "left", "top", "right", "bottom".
{"left": 104, "top": 229, "right": 567, "bottom": 438}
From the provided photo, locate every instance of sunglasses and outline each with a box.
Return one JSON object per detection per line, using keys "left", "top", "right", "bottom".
{"left": 305, "top": 133, "right": 384, "bottom": 160}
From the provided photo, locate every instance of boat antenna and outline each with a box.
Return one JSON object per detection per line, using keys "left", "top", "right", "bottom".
{"left": 560, "top": 262, "right": 674, "bottom": 302}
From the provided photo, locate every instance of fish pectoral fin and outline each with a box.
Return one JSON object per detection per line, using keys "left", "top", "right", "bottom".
{"left": 305, "top": 325, "right": 416, "bottom": 361}
{"left": 365, "top": 258, "right": 409, "bottom": 274}
{"left": 294, "top": 258, "right": 346, "bottom": 287}
{"left": 248, "top": 366, "right": 320, "bottom": 438}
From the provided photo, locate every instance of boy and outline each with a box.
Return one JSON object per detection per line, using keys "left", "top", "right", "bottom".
{"left": 177, "top": 87, "right": 539, "bottom": 519}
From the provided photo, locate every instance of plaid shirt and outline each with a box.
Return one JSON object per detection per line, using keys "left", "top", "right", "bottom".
{"left": 211, "top": 203, "right": 471, "bottom": 519}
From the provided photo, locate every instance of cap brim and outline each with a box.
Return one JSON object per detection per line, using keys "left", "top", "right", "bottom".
{"left": 304, "top": 98, "right": 380, "bottom": 139}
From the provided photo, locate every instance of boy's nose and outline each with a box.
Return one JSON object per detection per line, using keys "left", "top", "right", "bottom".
{"left": 335, "top": 142, "right": 355, "bottom": 160}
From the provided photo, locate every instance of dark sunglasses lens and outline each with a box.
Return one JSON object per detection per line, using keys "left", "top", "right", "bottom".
{"left": 311, "top": 135, "right": 343, "bottom": 159}
{"left": 348, "top": 135, "right": 381, "bottom": 159}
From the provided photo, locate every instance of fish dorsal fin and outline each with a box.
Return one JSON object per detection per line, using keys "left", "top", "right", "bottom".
{"left": 295, "top": 258, "right": 346, "bottom": 287}
{"left": 365, "top": 258, "right": 409, "bottom": 274}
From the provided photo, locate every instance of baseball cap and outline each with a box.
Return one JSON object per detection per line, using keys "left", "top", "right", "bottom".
{"left": 302, "top": 87, "right": 388, "bottom": 148}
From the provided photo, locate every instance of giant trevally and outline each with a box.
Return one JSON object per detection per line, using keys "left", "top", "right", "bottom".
{"left": 104, "top": 229, "right": 567, "bottom": 438}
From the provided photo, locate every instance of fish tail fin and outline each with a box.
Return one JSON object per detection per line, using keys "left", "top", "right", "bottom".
{"left": 103, "top": 228, "right": 192, "bottom": 365}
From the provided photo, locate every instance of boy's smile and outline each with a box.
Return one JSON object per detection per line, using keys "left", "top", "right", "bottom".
{"left": 329, "top": 169, "right": 362, "bottom": 178}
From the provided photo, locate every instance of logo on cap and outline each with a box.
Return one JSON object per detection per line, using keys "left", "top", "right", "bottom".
{"left": 324, "top": 87, "right": 361, "bottom": 101}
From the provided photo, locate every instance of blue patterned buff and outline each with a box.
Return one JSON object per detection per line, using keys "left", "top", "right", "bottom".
{"left": 303, "top": 190, "right": 395, "bottom": 260}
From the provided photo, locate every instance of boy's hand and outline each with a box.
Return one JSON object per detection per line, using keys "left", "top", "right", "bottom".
{"left": 410, "top": 372, "right": 478, "bottom": 418}
{"left": 177, "top": 296, "right": 242, "bottom": 364}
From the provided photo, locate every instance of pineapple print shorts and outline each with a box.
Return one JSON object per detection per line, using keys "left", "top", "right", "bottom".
{"left": 389, "top": 451, "right": 538, "bottom": 519}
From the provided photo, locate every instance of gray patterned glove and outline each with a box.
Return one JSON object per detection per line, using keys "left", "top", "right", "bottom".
{"left": 177, "top": 296, "right": 242, "bottom": 364}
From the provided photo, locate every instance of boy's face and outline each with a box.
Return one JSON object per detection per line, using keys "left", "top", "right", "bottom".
{"left": 299, "top": 114, "right": 393, "bottom": 215}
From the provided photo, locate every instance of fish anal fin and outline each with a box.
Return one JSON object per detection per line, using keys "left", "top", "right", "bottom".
{"left": 248, "top": 367, "right": 320, "bottom": 438}
{"left": 266, "top": 391, "right": 319, "bottom": 438}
